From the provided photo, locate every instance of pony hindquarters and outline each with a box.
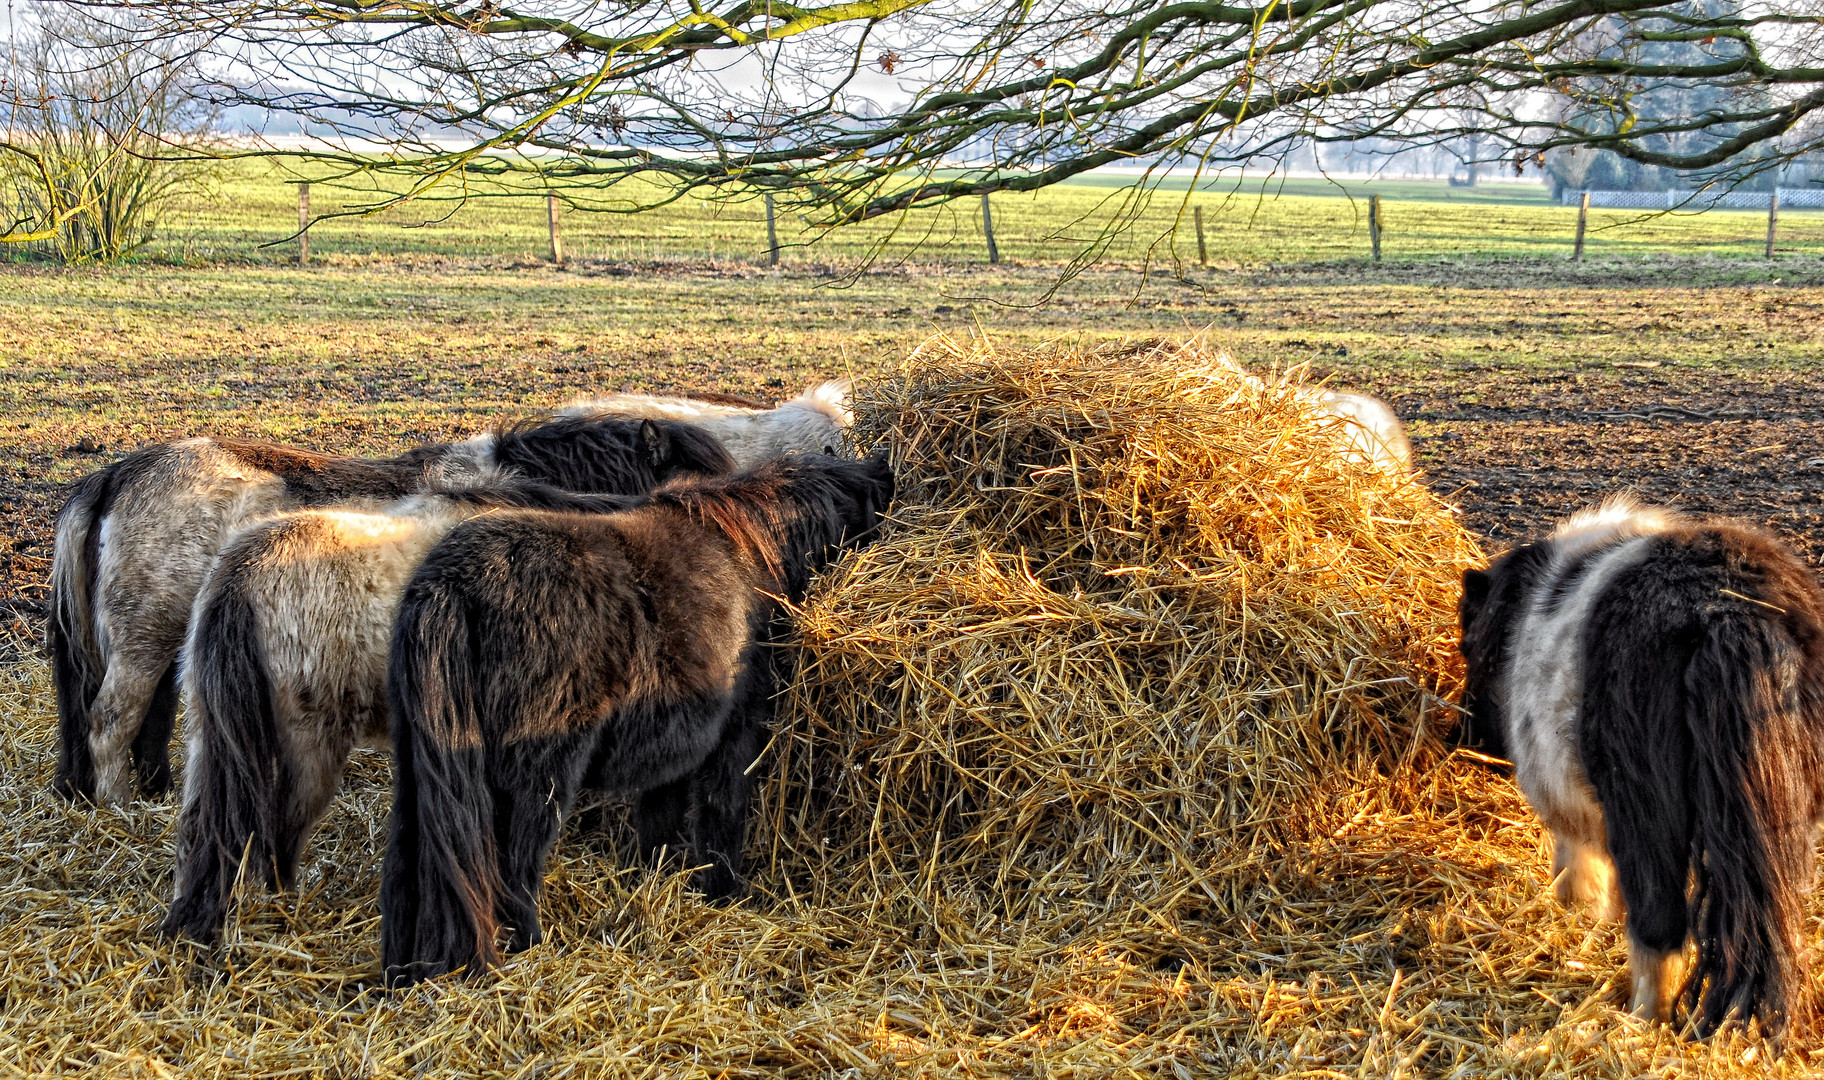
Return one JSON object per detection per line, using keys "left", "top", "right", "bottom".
{"left": 381, "top": 514, "right": 659, "bottom": 985}
{"left": 1578, "top": 525, "right": 1824, "bottom": 1040}
{"left": 163, "top": 503, "right": 468, "bottom": 943}
{"left": 164, "top": 483, "right": 661, "bottom": 945}
{"left": 53, "top": 441, "right": 295, "bottom": 805}
{"left": 1460, "top": 502, "right": 1824, "bottom": 1041}
{"left": 382, "top": 455, "right": 893, "bottom": 986}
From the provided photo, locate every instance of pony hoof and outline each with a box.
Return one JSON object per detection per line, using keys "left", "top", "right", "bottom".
{"left": 157, "top": 916, "right": 222, "bottom": 947}
{"left": 49, "top": 775, "right": 96, "bottom": 804}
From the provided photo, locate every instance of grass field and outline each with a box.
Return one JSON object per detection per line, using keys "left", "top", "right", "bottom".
{"left": 5, "top": 170, "right": 1824, "bottom": 1076}
{"left": 14, "top": 160, "right": 1821, "bottom": 267}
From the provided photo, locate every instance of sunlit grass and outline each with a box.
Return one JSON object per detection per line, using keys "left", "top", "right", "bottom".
{"left": 42, "top": 159, "right": 1824, "bottom": 268}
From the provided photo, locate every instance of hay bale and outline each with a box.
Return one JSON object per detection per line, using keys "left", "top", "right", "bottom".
{"left": 759, "top": 336, "right": 1480, "bottom": 926}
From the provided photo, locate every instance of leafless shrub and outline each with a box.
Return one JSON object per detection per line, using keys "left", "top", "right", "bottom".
{"left": 1, "top": 7, "right": 218, "bottom": 263}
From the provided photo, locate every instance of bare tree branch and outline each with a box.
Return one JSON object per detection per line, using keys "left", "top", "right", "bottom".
{"left": 27, "top": 0, "right": 1824, "bottom": 239}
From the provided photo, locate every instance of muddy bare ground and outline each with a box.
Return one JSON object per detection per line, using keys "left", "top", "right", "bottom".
{"left": 1405, "top": 366, "right": 1824, "bottom": 564}
{"left": 5, "top": 366, "right": 1818, "bottom": 666}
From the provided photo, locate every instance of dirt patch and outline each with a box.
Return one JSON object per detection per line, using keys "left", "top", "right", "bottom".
{"left": 1409, "top": 367, "right": 1824, "bottom": 565}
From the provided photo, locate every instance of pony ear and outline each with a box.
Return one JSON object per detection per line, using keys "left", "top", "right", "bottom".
{"left": 638, "top": 419, "right": 670, "bottom": 468}
{"left": 1460, "top": 568, "right": 1492, "bottom": 619}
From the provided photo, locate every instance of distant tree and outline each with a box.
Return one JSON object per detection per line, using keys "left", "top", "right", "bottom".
{"left": 1, "top": 7, "right": 218, "bottom": 260}
{"left": 1540, "top": 0, "right": 1787, "bottom": 194}
{"left": 28, "top": 0, "right": 1824, "bottom": 240}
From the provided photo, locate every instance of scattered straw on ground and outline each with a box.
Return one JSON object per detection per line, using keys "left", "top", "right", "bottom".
{"left": 0, "top": 336, "right": 1816, "bottom": 1077}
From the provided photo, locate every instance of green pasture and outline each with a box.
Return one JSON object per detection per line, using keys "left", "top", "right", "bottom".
{"left": 49, "top": 159, "right": 1824, "bottom": 268}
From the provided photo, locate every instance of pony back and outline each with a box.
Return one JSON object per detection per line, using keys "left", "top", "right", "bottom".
{"left": 490, "top": 416, "right": 733, "bottom": 493}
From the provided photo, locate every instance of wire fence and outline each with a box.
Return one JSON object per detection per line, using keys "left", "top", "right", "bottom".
{"left": 8, "top": 168, "right": 1824, "bottom": 268}
{"left": 1565, "top": 187, "right": 1824, "bottom": 210}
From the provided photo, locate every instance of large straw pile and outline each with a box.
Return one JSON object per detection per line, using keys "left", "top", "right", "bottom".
{"left": 761, "top": 336, "right": 1475, "bottom": 925}
{"left": 0, "top": 337, "right": 1814, "bottom": 1077}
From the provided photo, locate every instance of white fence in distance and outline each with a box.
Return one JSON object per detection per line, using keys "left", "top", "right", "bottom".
{"left": 1563, "top": 187, "right": 1824, "bottom": 210}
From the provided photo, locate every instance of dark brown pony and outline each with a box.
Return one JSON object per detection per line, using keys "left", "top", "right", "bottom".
{"left": 157, "top": 483, "right": 662, "bottom": 945}
{"left": 380, "top": 455, "right": 894, "bottom": 986}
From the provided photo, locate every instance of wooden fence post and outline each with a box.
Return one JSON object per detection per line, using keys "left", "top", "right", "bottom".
{"left": 982, "top": 193, "right": 1000, "bottom": 265}
{"left": 1573, "top": 192, "right": 1589, "bottom": 262}
{"left": 765, "top": 194, "right": 780, "bottom": 267}
{"left": 296, "top": 182, "right": 310, "bottom": 265}
{"left": 1194, "top": 206, "right": 1208, "bottom": 266}
{"left": 1368, "top": 194, "right": 1382, "bottom": 263}
{"left": 547, "top": 194, "right": 564, "bottom": 264}
{"left": 1766, "top": 192, "right": 1780, "bottom": 260}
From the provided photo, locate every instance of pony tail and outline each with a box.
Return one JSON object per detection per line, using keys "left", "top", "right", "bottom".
{"left": 162, "top": 564, "right": 287, "bottom": 943}
{"left": 48, "top": 470, "right": 111, "bottom": 800}
{"left": 1681, "top": 616, "right": 1817, "bottom": 1039}
{"left": 382, "top": 580, "right": 501, "bottom": 987}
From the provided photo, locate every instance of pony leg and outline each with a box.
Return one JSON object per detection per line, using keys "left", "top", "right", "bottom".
{"left": 271, "top": 727, "right": 358, "bottom": 891}
{"left": 632, "top": 778, "right": 691, "bottom": 867}
{"left": 685, "top": 716, "right": 770, "bottom": 901}
{"left": 496, "top": 769, "right": 578, "bottom": 955}
{"left": 1551, "top": 832, "right": 1622, "bottom": 922}
{"left": 129, "top": 663, "right": 179, "bottom": 798}
{"left": 87, "top": 660, "right": 170, "bottom": 805}
{"left": 1628, "top": 936, "right": 1692, "bottom": 1023}
{"left": 1582, "top": 779, "right": 1694, "bottom": 1023}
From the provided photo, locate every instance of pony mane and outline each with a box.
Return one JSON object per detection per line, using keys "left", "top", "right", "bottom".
{"left": 1549, "top": 495, "right": 1679, "bottom": 559}
{"left": 490, "top": 415, "right": 732, "bottom": 492}
{"left": 654, "top": 457, "right": 880, "bottom": 599}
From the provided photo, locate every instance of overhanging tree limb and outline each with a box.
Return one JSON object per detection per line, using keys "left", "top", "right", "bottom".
{"left": 38, "top": 0, "right": 1824, "bottom": 235}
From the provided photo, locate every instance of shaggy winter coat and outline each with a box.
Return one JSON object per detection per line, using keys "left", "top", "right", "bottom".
{"left": 1459, "top": 498, "right": 1824, "bottom": 1039}
{"left": 381, "top": 455, "right": 894, "bottom": 986}
{"left": 49, "top": 417, "right": 733, "bottom": 805}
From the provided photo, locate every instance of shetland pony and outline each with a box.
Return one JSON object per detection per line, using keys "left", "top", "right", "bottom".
{"left": 1458, "top": 498, "right": 1824, "bottom": 1039}
{"left": 159, "top": 483, "right": 666, "bottom": 944}
{"left": 1203, "top": 353, "right": 1410, "bottom": 472}
{"left": 48, "top": 416, "right": 732, "bottom": 806}
{"left": 380, "top": 454, "right": 894, "bottom": 986}
{"left": 562, "top": 380, "right": 853, "bottom": 468}
{"left": 1313, "top": 389, "right": 1412, "bottom": 472}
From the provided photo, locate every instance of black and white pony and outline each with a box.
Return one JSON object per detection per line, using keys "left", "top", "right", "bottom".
{"left": 158, "top": 483, "right": 671, "bottom": 944}
{"left": 562, "top": 380, "right": 853, "bottom": 468}
{"left": 48, "top": 416, "right": 732, "bottom": 806}
{"left": 1458, "top": 497, "right": 1824, "bottom": 1039}
{"left": 380, "top": 454, "right": 894, "bottom": 986}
